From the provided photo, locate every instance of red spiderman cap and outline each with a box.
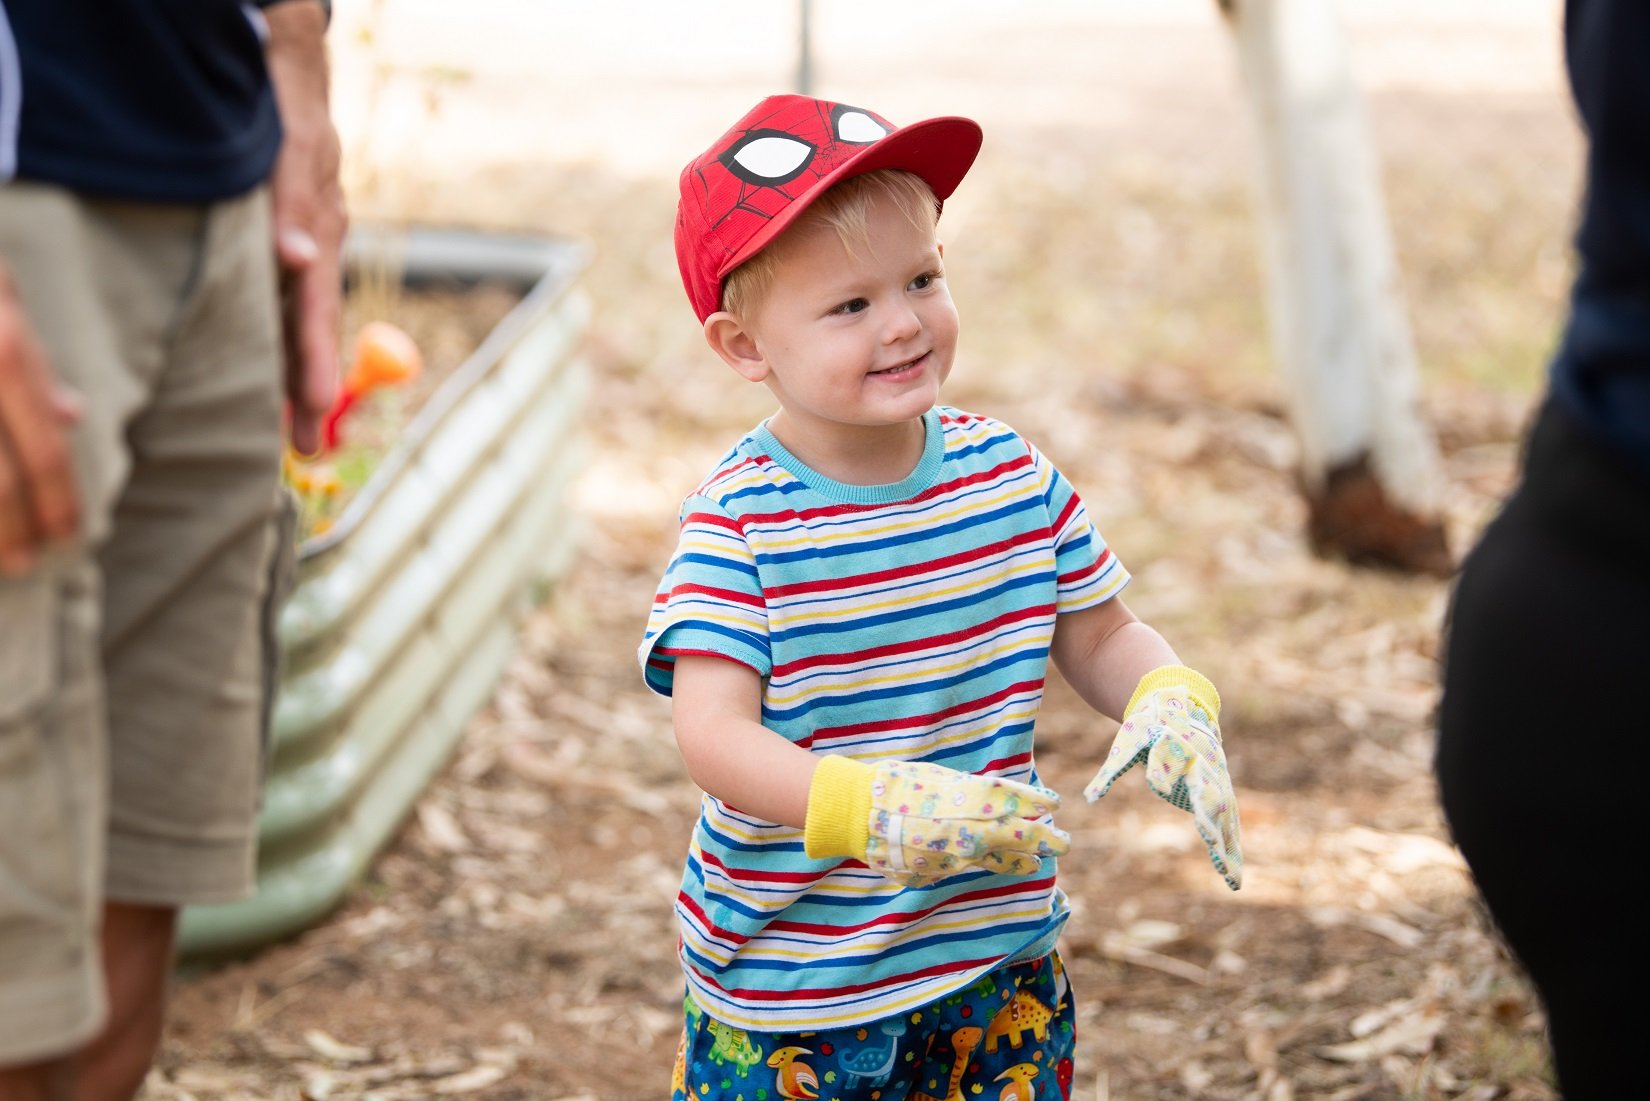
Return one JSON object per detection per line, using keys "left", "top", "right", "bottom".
{"left": 675, "top": 94, "right": 983, "bottom": 321}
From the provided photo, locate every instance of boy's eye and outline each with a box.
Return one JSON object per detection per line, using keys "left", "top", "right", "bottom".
{"left": 909, "top": 271, "right": 940, "bottom": 291}
{"left": 832, "top": 298, "right": 869, "bottom": 315}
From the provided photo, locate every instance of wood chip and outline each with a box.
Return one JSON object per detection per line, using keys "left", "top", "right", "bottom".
{"left": 430, "top": 1063, "right": 510, "bottom": 1094}
{"left": 1320, "top": 1005, "right": 1445, "bottom": 1062}
{"left": 502, "top": 739, "right": 671, "bottom": 813}
{"left": 303, "top": 1028, "right": 375, "bottom": 1064}
{"left": 1300, "top": 964, "right": 1352, "bottom": 1002}
{"left": 416, "top": 801, "right": 471, "bottom": 853}
{"left": 1101, "top": 934, "right": 1211, "bottom": 985}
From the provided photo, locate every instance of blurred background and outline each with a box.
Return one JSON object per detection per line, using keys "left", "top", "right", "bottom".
{"left": 149, "top": 2, "right": 1578, "bottom": 1098}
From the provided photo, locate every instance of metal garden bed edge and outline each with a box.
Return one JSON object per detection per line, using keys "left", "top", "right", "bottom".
{"left": 178, "top": 226, "right": 591, "bottom": 960}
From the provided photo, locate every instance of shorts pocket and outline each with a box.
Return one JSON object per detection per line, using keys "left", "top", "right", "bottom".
{"left": 0, "top": 578, "right": 81, "bottom": 933}
{"left": 0, "top": 580, "right": 55, "bottom": 724}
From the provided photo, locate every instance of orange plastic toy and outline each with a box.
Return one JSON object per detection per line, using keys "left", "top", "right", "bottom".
{"left": 321, "top": 321, "right": 424, "bottom": 451}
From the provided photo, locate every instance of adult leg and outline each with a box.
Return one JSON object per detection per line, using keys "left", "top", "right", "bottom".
{"left": 0, "top": 185, "right": 135, "bottom": 1100}
{"left": 69, "top": 904, "right": 176, "bottom": 1101}
{"left": 86, "top": 190, "right": 283, "bottom": 1097}
{"left": 1, "top": 905, "right": 177, "bottom": 1101}
{"left": 1, "top": 183, "right": 281, "bottom": 1099}
{"left": 1437, "top": 399, "right": 1649, "bottom": 1101}
{"left": 0, "top": 566, "right": 102, "bottom": 1101}
{"left": 0, "top": 1064, "right": 72, "bottom": 1101}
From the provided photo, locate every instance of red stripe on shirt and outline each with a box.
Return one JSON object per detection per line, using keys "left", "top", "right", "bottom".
{"left": 771, "top": 604, "right": 1054, "bottom": 679}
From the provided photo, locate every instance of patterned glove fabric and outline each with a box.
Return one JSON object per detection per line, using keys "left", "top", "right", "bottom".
{"left": 1083, "top": 665, "right": 1243, "bottom": 890}
{"left": 804, "top": 756, "right": 1069, "bottom": 887}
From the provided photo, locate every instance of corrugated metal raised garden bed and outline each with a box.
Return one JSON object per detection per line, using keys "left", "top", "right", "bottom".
{"left": 179, "top": 227, "right": 591, "bottom": 959}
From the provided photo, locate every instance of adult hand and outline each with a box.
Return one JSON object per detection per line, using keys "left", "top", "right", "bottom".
{"left": 264, "top": 0, "right": 346, "bottom": 455}
{"left": 0, "top": 264, "right": 82, "bottom": 575}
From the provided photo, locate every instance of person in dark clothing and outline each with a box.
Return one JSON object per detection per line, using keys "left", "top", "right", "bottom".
{"left": 0, "top": 1, "right": 343, "bottom": 1097}
{"left": 1437, "top": 2, "right": 1650, "bottom": 1098}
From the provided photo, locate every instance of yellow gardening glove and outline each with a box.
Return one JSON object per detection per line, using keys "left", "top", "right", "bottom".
{"left": 804, "top": 757, "right": 1069, "bottom": 888}
{"left": 1083, "top": 666, "right": 1243, "bottom": 890}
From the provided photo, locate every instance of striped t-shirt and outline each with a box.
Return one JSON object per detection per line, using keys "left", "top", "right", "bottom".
{"left": 639, "top": 406, "right": 1129, "bottom": 1031}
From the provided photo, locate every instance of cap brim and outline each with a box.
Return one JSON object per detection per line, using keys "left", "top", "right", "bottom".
{"left": 715, "top": 115, "right": 983, "bottom": 288}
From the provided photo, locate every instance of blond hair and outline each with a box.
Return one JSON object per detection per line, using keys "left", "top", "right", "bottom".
{"left": 720, "top": 169, "right": 940, "bottom": 319}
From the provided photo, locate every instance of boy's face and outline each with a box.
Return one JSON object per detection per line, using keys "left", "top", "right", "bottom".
{"left": 738, "top": 191, "right": 958, "bottom": 443}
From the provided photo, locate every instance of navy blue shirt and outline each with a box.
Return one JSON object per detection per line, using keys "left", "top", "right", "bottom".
{"left": 1550, "top": 0, "right": 1650, "bottom": 476}
{"left": 0, "top": 0, "right": 280, "bottom": 202}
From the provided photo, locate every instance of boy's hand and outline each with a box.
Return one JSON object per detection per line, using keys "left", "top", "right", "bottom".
{"left": 804, "top": 756, "right": 1069, "bottom": 887}
{"left": 1084, "top": 665, "right": 1243, "bottom": 890}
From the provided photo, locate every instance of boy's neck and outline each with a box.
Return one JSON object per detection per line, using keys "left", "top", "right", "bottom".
{"left": 767, "top": 410, "right": 929, "bottom": 487}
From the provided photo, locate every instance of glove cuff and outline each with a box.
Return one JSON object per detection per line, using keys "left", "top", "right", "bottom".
{"left": 1126, "top": 665, "right": 1221, "bottom": 722}
{"left": 803, "top": 756, "right": 876, "bottom": 860}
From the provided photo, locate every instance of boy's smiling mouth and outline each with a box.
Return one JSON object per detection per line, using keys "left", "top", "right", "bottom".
{"left": 870, "top": 352, "right": 928, "bottom": 378}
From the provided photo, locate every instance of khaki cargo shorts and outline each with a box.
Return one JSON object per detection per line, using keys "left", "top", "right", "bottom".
{"left": 0, "top": 182, "right": 285, "bottom": 1063}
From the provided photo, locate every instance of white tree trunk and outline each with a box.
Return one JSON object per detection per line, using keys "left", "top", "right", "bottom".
{"left": 1222, "top": 0, "right": 1449, "bottom": 572}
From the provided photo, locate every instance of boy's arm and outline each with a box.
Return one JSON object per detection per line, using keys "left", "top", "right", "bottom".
{"left": 670, "top": 652, "right": 1070, "bottom": 885}
{"left": 671, "top": 653, "right": 818, "bottom": 829}
{"left": 1054, "top": 595, "right": 1243, "bottom": 889}
{"left": 1050, "top": 597, "right": 1182, "bottom": 720}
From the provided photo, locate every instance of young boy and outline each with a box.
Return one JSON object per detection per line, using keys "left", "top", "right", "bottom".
{"left": 642, "top": 95, "right": 1242, "bottom": 1101}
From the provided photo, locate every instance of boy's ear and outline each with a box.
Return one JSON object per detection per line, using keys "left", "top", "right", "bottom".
{"left": 703, "top": 311, "right": 770, "bottom": 383}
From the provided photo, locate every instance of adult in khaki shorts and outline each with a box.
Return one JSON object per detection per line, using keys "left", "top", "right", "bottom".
{"left": 0, "top": 1, "right": 344, "bottom": 1096}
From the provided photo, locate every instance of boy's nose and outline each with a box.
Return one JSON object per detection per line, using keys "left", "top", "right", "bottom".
{"left": 882, "top": 302, "right": 921, "bottom": 343}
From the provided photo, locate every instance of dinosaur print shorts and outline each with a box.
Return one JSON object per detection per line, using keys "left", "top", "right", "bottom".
{"left": 672, "top": 951, "right": 1076, "bottom": 1101}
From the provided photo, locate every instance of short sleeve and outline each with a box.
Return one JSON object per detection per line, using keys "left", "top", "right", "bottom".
{"left": 1029, "top": 443, "right": 1130, "bottom": 613}
{"left": 638, "top": 495, "right": 772, "bottom": 696}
